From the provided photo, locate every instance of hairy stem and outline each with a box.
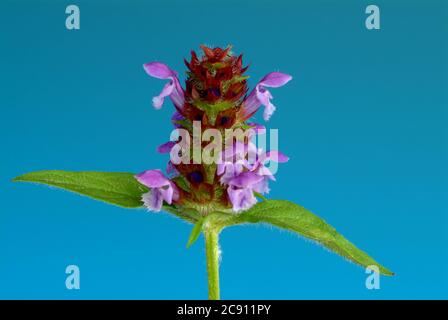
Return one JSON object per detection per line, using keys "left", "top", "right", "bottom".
{"left": 204, "top": 226, "right": 220, "bottom": 300}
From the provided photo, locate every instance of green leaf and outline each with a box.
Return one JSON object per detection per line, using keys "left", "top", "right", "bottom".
{"left": 13, "top": 170, "right": 147, "bottom": 208}
{"left": 13, "top": 170, "right": 148, "bottom": 208}
{"left": 187, "top": 218, "right": 204, "bottom": 248}
{"left": 230, "top": 200, "right": 394, "bottom": 276}
{"left": 13, "top": 170, "right": 202, "bottom": 224}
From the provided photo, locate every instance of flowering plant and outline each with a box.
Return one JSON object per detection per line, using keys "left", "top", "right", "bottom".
{"left": 13, "top": 45, "right": 393, "bottom": 299}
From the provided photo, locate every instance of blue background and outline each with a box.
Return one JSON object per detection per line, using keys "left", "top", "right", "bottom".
{"left": 1, "top": 0, "right": 446, "bottom": 299}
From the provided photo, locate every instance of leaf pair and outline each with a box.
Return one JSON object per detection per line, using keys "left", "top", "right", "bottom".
{"left": 13, "top": 170, "right": 394, "bottom": 276}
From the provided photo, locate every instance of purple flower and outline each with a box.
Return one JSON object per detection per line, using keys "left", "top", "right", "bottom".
{"left": 248, "top": 150, "right": 289, "bottom": 194}
{"left": 248, "top": 150, "right": 290, "bottom": 178}
{"left": 227, "top": 172, "right": 264, "bottom": 212}
{"left": 217, "top": 139, "right": 289, "bottom": 212}
{"left": 156, "top": 112, "right": 185, "bottom": 156}
{"left": 242, "top": 72, "right": 292, "bottom": 121}
{"left": 157, "top": 141, "right": 176, "bottom": 154}
{"left": 217, "top": 141, "right": 257, "bottom": 184}
{"left": 143, "top": 62, "right": 185, "bottom": 110}
{"left": 135, "top": 169, "right": 179, "bottom": 212}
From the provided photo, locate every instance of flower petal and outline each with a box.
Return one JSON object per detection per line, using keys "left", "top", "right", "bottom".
{"left": 217, "top": 162, "right": 226, "bottom": 176}
{"left": 264, "top": 151, "right": 289, "bottom": 163}
{"left": 221, "top": 140, "right": 257, "bottom": 162}
{"left": 259, "top": 72, "right": 292, "bottom": 88}
{"left": 252, "top": 178, "right": 270, "bottom": 194}
{"left": 143, "top": 62, "right": 176, "bottom": 79}
{"left": 218, "top": 161, "right": 246, "bottom": 185}
{"left": 142, "top": 190, "right": 164, "bottom": 212}
{"left": 241, "top": 72, "right": 292, "bottom": 121}
{"left": 171, "top": 80, "right": 185, "bottom": 110}
{"left": 227, "top": 185, "right": 257, "bottom": 212}
{"left": 240, "top": 90, "right": 259, "bottom": 119}
{"left": 152, "top": 81, "right": 174, "bottom": 109}
{"left": 137, "top": 170, "right": 179, "bottom": 209}
{"left": 157, "top": 141, "right": 176, "bottom": 154}
{"left": 256, "top": 88, "right": 276, "bottom": 121}
{"left": 143, "top": 62, "right": 185, "bottom": 110}
{"left": 135, "top": 169, "right": 170, "bottom": 188}
{"left": 256, "top": 166, "right": 275, "bottom": 181}
{"left": 159, "top": 184, "right": 174, "bottom": 204}
{"left": 228, "top": 171, "right": 264, "bottom": 188}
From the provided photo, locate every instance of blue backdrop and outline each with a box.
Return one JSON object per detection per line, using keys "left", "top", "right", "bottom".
{"left": 1, "top": 0, "right": 446, "bottom": 299}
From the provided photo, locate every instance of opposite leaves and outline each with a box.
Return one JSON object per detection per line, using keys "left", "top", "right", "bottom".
{"left": 13, "top": 171, "right": 393, "bottom": 275}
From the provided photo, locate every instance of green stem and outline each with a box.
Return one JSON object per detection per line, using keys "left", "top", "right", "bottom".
{"left": 204, "top": 226, "right": 220, "bottom": 300}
